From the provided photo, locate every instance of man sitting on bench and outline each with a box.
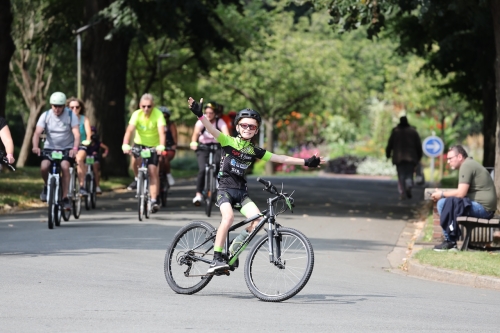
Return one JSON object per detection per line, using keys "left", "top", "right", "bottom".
{"left": 430, "top": 145, "right": 497, "bottom": 251}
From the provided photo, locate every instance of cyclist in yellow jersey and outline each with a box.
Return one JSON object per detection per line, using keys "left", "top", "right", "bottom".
{"left": 122, "top": 93, "right": 166, "bottom": 213}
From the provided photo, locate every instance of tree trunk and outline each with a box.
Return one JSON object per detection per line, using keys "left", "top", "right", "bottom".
{"left": 16, "top": 106, "right": 43, "bottom": 166}
{"left": 482, "top": 72, "right": 497, "bottom": 168}
{"left": 491, "top": 0, "right": 500, "bottom": 211}
{"left": 0, "top": 0, "right": 15, "bottom": 119}
{"left": 82, "top": 0, "right": 132, "bottom": 177}
{"left": 10, "top": 51, "right": 52, "bottom": 167}
{"left": 264, "top": 116, "right": 275, "bottom": 175}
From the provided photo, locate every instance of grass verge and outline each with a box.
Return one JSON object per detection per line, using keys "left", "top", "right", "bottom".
{"left": 414, "top": 249, "right": 500, "bottom": 277}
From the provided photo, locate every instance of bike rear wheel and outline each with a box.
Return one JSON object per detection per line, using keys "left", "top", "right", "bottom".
{"left": 47, "top": 178, "right": 56, "bottom": 229}
{"left": 244, "top": 227, "right": 314, "bottom": 302}
{"left": 73, "top": 180, "right": 81, "bottom": 219}
{"left": 164, "top": 221, "right": 215, "bottom": 294}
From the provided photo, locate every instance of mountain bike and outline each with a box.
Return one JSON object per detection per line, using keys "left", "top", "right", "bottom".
{"left": 43, "top": 150, "right": 70, "bottom": 229}
{"left": 67, "top": 159, "right": 82, "bottom": 220}
{"left": 164, "top": 178, "right": 314, "bottom": 302}
{"left": 131, "top": 146, "right": 156, "bottom": 221}
{"left": 84, "top": 155, "right": 97, "bottom": 210}
{"left": 199, "top": 143, "right": 220, "bottom": 217}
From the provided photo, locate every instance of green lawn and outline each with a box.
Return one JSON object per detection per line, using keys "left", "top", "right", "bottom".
{"left": 414, "top": 249, "right": 500, "bottom": 277}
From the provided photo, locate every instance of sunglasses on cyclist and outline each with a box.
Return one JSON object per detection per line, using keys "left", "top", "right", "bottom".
{"left": 141, "top": 105, "right": 153, "bottom": 109}
{"left": 69, "top": 105, "right": 81, "bottom": 109}
{"left": 239, "top": 123, "right": 258, "bottom": 131}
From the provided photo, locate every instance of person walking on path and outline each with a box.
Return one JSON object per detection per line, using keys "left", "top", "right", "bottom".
{"left": 430, "top": 145, "right": 497, "bottom": 251}
{"left": 386, "top": 116, "right": 423, "bottom": 200}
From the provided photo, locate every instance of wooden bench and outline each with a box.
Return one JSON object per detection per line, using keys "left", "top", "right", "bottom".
{"left": 457, "top": 216, "right": 500, "bottom": 251}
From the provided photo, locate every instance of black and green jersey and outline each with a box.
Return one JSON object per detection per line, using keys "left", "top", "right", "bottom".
{"left": 217, "top": 133, "right": 272, "bottom": 189}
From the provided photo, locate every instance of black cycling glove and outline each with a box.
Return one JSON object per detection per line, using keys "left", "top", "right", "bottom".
{"left": 190, "top": 100, "right": 203, "bottom": 117}
{"left": 304, "top": 155, "right": 320, "bottom": 168}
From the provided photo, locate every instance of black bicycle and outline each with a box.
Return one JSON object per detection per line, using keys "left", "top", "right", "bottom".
{"left": 164, "top": 178, "right": 314, "bottom": 302}
{"left": 199, "top": 143, "right": 219, "bottom": 217}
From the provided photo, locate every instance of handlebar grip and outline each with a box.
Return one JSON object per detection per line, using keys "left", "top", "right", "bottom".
{"left": 257, "top": 177, "right": 271, "bottom": 188}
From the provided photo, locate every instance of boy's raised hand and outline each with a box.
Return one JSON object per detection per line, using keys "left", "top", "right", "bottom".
{"left": 188, "top": 97, "right": 204, "bottom": 117}
{"left": 304, "top": 154, "right": 325, "bottom": 168}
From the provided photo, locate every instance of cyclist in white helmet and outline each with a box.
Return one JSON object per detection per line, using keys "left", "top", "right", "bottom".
{"left": 32, "top": 92, "right": 81, "bottom": 211}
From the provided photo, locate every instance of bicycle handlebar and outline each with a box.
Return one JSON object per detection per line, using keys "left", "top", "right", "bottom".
{"left": 0, "top": 151, "right": 15, "bottom": 171}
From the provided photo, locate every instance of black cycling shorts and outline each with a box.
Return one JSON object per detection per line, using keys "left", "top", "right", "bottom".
{"left": 216, "top": 188, "right": 254, "bottom": 210}
{"left": 133, "top": 145, "right": 159, "bottom": 166}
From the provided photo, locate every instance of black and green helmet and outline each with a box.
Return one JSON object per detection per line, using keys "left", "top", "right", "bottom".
{"left": 235, "top": 108, "right": 261, "bottom": 126}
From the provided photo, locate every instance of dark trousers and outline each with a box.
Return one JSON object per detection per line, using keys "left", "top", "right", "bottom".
{"left": 396, "top": 161, "right": 416, "bottom": 199}
{"left": 196, "top": 148, "right": 221, "bottom": 193}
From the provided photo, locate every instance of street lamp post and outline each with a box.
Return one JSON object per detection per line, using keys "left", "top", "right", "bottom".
{"left": 157, "top": 53, "right": 171, "bottom": 105}
{"left": 73, "top": 23, "right": 98, "bottom": 99}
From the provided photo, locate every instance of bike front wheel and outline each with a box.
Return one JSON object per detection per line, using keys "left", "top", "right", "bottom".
{"left": 90, "top": 177, "right": 96, "bottom": 209}
{"left": 137, "top": 173, "right": 144, "bottom": 221}
{"left": 244, "top": 227, "right": 314, "bottom": 302}
{"left": 47, "top": 178, "right": 56, "bottom": 230}
{"left": 73, "top": 179, "right": 81, "bottom": 219}
{"left": 164, "top": 221, "right": 215, "bottom": 294}
{"left": 85, "top": 174, "right": 91, "bottom": 211}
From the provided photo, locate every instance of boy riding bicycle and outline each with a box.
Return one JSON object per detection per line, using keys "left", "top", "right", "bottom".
{"left": 187, "top": 97, "right": 325, "bottom": 274}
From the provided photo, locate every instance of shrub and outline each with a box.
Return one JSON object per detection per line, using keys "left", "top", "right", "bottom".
{"left": 171, "top": 156, "right": 198, "bottom": 171}
{"left": 356, "top": 157, "right": 396, "bottom": 176}
{"left": 324, "top": 155, "right": 365, "bottom": 174}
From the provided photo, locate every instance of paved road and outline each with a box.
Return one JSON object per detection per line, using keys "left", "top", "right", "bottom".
{"left": 1, "top": 176, "right": 499, "bottom": 332}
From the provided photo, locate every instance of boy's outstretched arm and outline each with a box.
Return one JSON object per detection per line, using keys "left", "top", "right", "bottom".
{"left": 269, "top": 153, "right": 325, "bottom": 168}
{"left": 188, "top": 97, "right": 222, "bottom": 139}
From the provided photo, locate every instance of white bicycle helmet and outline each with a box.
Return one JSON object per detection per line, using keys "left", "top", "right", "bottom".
{"left": 49, "top": 92, "right": 67, "bottom": 105}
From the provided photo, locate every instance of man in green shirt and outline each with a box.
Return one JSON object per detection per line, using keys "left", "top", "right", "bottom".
{"left": 122, "top": 93, "right": 166, "bottom": 213}
{"left": 431, "top": 145, "right": 497, "bottom": 250}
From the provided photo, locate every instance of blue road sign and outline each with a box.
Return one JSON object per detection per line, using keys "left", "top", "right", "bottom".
{"left": 422, "top": 136, "right": 444, "bottom": 158}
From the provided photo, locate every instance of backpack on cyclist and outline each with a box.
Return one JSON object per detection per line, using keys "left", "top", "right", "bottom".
{"left": 200, "top": 118, "right": 223, "bottom": 135}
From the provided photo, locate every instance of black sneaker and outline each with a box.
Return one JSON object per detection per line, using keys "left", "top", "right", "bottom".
{"left": 207, "top": 258, "right": 229, "bottom": 274}
{"left": 62, "top": 197, "right": 71, "bottom": 211}
{"left": 127, "top": 180, "right": 137, "bottom": 191}
{"left": 433, "top": 241, "right": 457, "bottom": 252}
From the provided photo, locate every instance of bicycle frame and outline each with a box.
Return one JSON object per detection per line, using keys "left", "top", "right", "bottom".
{"left": 187, "top": 192, "right": 287, "bottom": 268}
{"left": 86, "top": 158, "right": 95, "bottom": 193}
{"left": 46, "top": 152, "right": 64, "bottom": 205}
